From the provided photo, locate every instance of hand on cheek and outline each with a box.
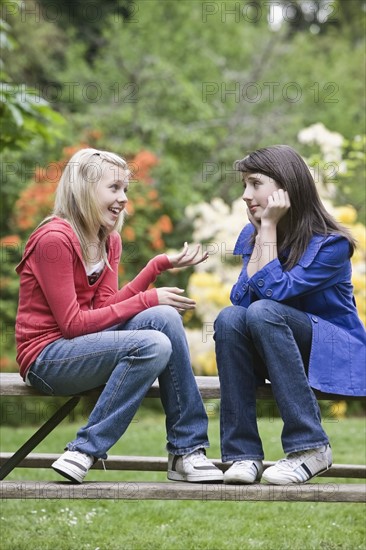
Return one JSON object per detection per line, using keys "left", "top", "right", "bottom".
{"left": 262, "top": 189, "right": 290, "bottom": 225}
{"left": 247, "top": 208, "right": 261, "bottom": 230}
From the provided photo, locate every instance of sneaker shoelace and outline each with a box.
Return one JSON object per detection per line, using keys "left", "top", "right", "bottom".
{"left": 277, "top": 453, "right": 306, "bottom": 469}
{"left": 277, "top": 448, "right": 321, "bottom": 470}
{"left": 233, "top": 460, "right": 261, "bottom": 475}
{"left": 71, "top": 451, "right": 94, "bottom": 468}
{"left": 186, "top": 450, "right": 207, "bottom": 465}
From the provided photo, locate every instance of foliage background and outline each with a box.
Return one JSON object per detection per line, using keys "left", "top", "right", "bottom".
{"left": 0, "top": 4, "right": 365, "bottom": 549}
{"left": 1, "top": 0, "right": 365, "bottom": 388}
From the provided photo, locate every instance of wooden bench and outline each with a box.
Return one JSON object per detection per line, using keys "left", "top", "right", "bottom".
{"left": 0, "top": 372, "right": 365, "bottom": 502}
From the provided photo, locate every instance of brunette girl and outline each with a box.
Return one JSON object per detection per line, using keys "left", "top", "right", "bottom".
{"left": 214, "top": 145, "right": 365, "bottom": 485}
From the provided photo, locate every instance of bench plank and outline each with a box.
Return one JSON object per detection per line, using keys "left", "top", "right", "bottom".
{"left": 1, "top": 373, "right": 364, "bottom": 400}
{"left": 1, "top": 453, "right": 365, "bottom": 479}
{"left": 0, "top": 480, "right": 364, "bottom": 502}
{"left": 1, "top": 372, "right": 365, "bottom": 501}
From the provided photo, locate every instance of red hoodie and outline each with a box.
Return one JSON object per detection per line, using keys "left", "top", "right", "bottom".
{"left": 15, "top": 218, "right": 172, "bottom": 378}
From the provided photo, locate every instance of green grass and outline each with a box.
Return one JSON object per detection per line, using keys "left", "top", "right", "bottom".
{"left": 0, "top": 402, "right": 365, "bottom": 550}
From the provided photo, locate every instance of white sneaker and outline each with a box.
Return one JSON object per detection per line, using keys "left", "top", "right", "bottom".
{"left": 224, "top": 460, "right": 263, "bottom": 484}
{"left": 52, "top": 450, "right": 97, "bottom": 483}
{"left": 262, "top": 444, "right": 332, "bottom": 485}
{"left": 167, "top": 449, "right": 224, "bottom": 482}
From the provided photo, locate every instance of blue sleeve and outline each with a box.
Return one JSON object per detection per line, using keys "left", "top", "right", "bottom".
{"left": 230, "top": 224, "right": 255, "bottom": 306}
{"left": 249, "top": 235, "right": 351, "bottom": 301}
{"left": 233, "top": 224, "right": 255, "bottom": 255}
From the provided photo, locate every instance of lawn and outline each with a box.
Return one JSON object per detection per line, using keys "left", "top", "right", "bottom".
{"left": 0, "top": 400, "right": 365, "bottom": 550}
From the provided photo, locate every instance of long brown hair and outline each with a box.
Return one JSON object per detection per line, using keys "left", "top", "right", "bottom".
{"left": 235, "top": 145, "right": 355, "bottom": 269}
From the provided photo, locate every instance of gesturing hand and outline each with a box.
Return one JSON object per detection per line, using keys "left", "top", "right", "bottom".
{"left": 167, "top": 242, "right": 208, "bottom": 269}
{"left": 156, "top": 287, "right": 196, "bottom": 312}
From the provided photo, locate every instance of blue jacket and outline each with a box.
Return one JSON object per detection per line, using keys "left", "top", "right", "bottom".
{"left": 231, "top": 224, "right": 366, "bottom": 396}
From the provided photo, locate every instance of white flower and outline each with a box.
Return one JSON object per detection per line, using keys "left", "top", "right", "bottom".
{"left": 297, "top": 123, "right": 344, "bottom": 162}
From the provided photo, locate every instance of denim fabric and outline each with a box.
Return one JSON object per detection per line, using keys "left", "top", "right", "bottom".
{"left": 27, "top": 305, "right": 209, "bottom": 459}
{"left": 214, "top": 301, "right": 329, "bottom": 462}
{"left": 231, "top": 225, "right": 366, "bottom": 396}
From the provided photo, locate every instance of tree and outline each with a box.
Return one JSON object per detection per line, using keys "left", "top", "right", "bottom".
{"left": 0, "top": 14, "right": 66, "bottom": 236}
{"left": 37, "top": 0, "right": 135, "bottom": 62}
{"left": 54, "top": 0, "right": 364, "bottom": 229}
{"left": 275, "top": 0, "right": 365, "bottom": 42}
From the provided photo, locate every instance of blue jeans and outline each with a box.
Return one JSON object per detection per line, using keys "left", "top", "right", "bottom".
{"left": 27, "top": 306, "right": 209, "bottom": 459}
{"left": 214, "top": 301, "right": 329, "bottom": 462}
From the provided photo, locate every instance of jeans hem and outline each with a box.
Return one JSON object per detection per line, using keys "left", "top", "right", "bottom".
{"left": 66, "top": 444, "right": 107, "bottom": 460}
{"left": 222, "top": 454, "right": 264, "bottom": 463}
{"left": 283, "top": 440, "right": 330, "bottom": 455}
{"left": 166, "top": 442, "right": 210, "bottom": 456}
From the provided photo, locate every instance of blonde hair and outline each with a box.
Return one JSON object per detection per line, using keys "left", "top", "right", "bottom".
{"left": 49, "top": 148, "right": 129, "bottom": 265}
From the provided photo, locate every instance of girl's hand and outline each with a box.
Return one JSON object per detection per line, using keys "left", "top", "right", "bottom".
{"left": 156, "top": 287, "right": 196, "bottom": 312}
{"left": 261, "top": 189, "right": 290, "bottom": 226}
{"left": 167, "top": 242, "right": 208, "bottom": 268}
{"left": 247, "top": 208, "right": 261, "bottom": 232}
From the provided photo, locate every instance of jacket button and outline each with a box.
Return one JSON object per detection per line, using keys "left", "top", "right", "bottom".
{"left": 311, "top": 316, "right": 318, "bottom": 323}
{"left": 257, "top": 279, "right": 264, "bottom": 287}
{"left": 265, "top": 289, "right": 273, "bottom": 297}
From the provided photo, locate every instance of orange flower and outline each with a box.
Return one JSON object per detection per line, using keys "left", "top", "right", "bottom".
{"left": 0, "top": 277, "right": 11, "bottom": 289}
{"left": 135, "top": 197, "right": 147, "bottom": 207}
{"left": 0, "top": 235, "right": 21, "bottom": 246}
{"left": 63, "top": 143, "right": 89, "bottom": 159}
{"left": 85, "top": 129, "right": 103, "bottom": 141}
{"left": 34, "top": 167, "right": 47, "bottom": 183}
{"left": 132, "top": 150, "right": 159, "bottom": 182}
{"left": 123, "top": 226, "right": 136, "bottom": 241}
{"left": 149, "top": 225, "right": 165, "bottom": 250}
{"left": 149, "top": 226, "right": 161, "bottom": 239}
{"left": 0, "top": 357, "right": 11, "bottom": 370}
{"left": 126, "top": 202, "right": 135, "bottom": 216}
{"left": 151, "top": 237, "right": 164, "bottom": 250}
{"left": 158, "top": 215, "right": 173, "bottom": 233}
{"left": 147, "top": 189, "right": 159, "bottom": 201}
{"left": 43, "top": 163, "right": 63, "bottom": 183}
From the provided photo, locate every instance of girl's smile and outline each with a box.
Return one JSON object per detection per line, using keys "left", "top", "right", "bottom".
{"left": 96, "top": 165, "right": 129, "bottom": 232}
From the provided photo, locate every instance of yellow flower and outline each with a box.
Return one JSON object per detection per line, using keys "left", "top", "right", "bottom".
{"left": 195, "top": 351, "right": 218, "bottom": 376}
{"left": 334, "top": 205, "right": 357, "bottom": 225}
{"left": 352, "top": 272, "right": 366, "bottom": 293}
{"left": 189, "top": 272, "right": 221, "bottom": 288}
{"left": 350, "top": 223, "right": 366, "bottom": 251}
{"left": 188, "top": 272, "right": 231, "bottom": 310}
{"left": 329, "top": 401, "right": 347, "bottom": 419}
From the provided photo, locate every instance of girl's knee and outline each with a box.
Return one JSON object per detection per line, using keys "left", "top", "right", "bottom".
{"left": 138, "top": 332, "right": 172, "bottom": 377}
{"left": 246, "top": 300, "right": 280, "bottom": 329}
{"left": 214, "top": 306, "right": 247, "bottom": 340}
{"left": 150, "top": 331, "right": 172, "bottom": 365}
{"left": 151, "top": 305, "right": 182, "bottom": 327}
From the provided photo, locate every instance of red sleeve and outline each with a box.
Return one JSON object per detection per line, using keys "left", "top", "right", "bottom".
{"left": 30, "top": 232, "right": 164, "bottom": 338}
{"left": 94, "top": 234, "right": 172, "bottom": 307}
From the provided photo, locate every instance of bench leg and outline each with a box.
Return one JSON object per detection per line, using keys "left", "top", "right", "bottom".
{"left": 0, "top": 396, "right": 81, "bottom": 480}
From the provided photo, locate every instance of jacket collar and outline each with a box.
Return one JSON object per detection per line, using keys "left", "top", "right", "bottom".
{"left": 233, "top": 224, "right": 328, "bottom": 267}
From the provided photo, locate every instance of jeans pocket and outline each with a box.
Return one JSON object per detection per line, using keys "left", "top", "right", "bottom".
{"left": 27, "top": 369, "right": 55, "bottom": 396}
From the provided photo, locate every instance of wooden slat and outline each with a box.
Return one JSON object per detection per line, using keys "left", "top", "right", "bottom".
{"left": 1, "top": 372, "right": 365, "bottom": 501}
{"left": 1, "top": 453, "right": 364, "bottom": 479}
{"left": 0, "top": 480, "right": 364, "bottom": 502}
{"left": 1, "top": 373, "right": 365, "bottom": 400}
{"left": 0, "top": 397, "right": 81, "bottom": 481}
